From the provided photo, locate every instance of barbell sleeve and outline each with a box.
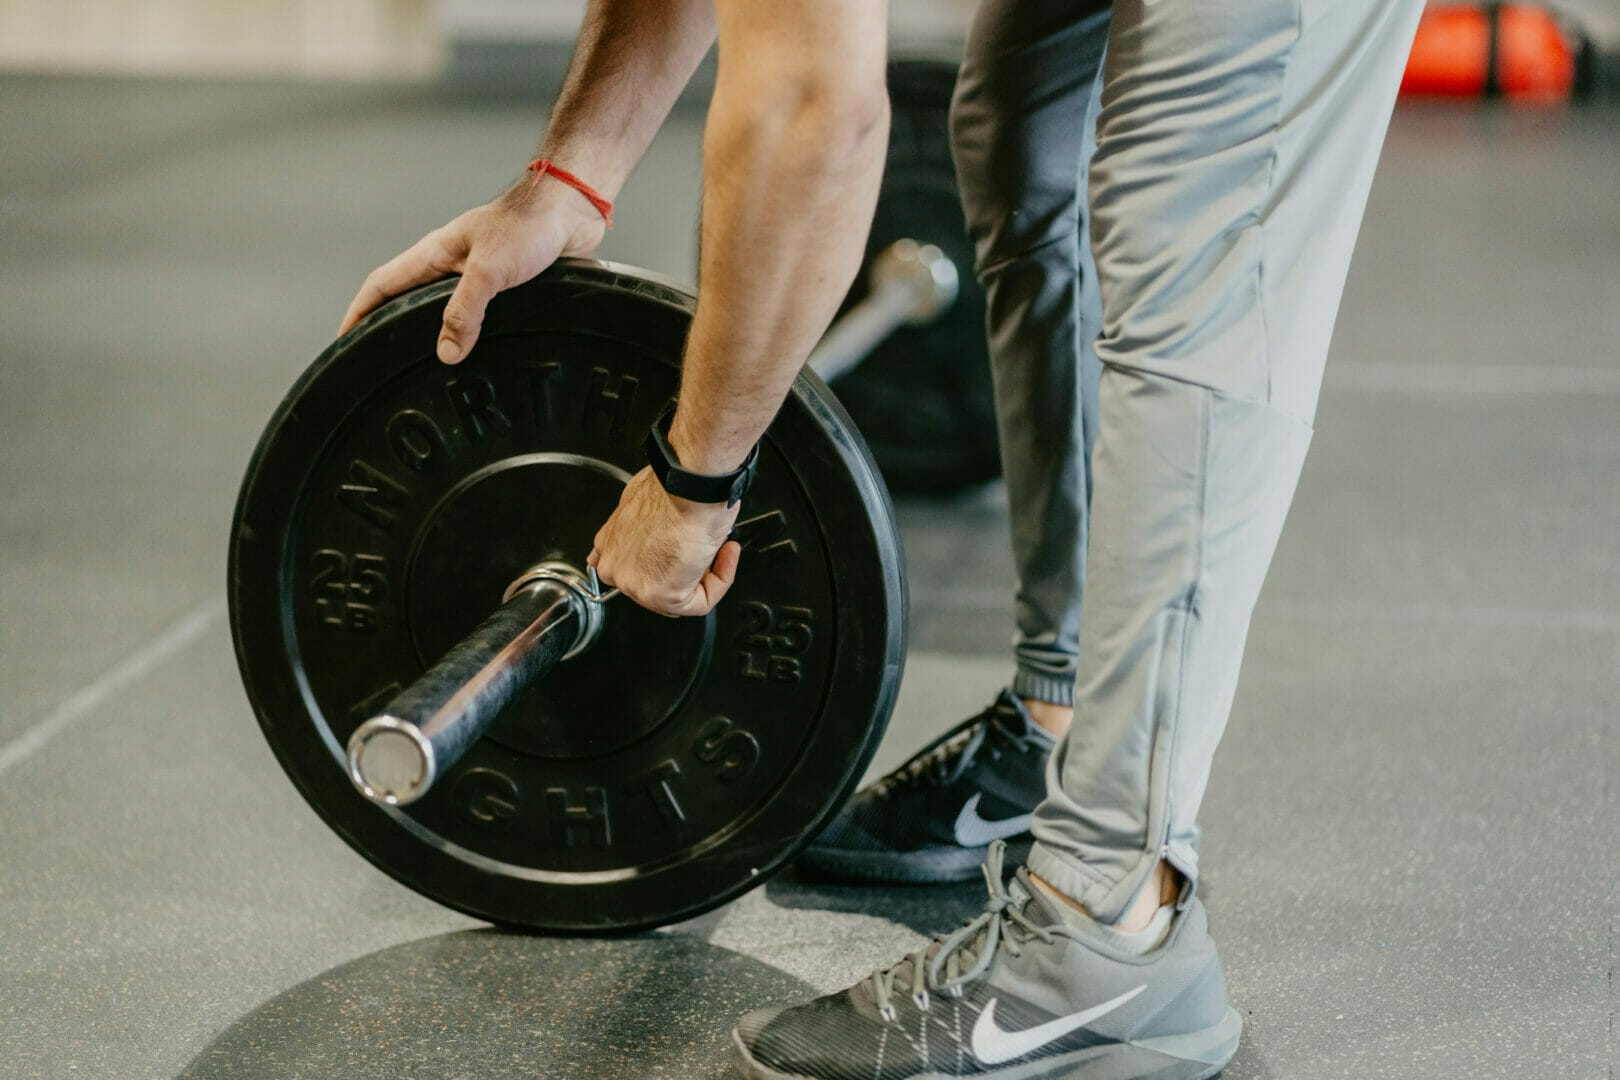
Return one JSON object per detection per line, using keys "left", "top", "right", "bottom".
{"left": 808, "top": 239, "right": 961, "bottom": 384}
{"left": 346, "top": 576, "right": 585, "bottom": 807}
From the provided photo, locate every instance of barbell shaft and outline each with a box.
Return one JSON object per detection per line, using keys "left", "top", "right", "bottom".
{"left": 808, "top": 239, "right": 961, "bottom": 384}
{"left": 809, "top": 280, "right": 927, "bottom": 385}
{"left": 346, "top": 579, "right": 583, "bottom": 807}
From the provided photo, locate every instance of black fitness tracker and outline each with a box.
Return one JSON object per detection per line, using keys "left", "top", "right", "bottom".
{"left": 643, "top": 402, "right": 759, "bottom": 507}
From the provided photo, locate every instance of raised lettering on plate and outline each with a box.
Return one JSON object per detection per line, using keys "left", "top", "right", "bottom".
{"left": 336, "top": 459, "right": 408, "bottom": 531}
{"left": 692, "top": 717, "right": 761, "bottom": 784}
{"left": 638, "top": 759, "right": 686, "bottom": 825}
{"left": 445, "top": 374, "right": 512, "bottom": 444}
{"left": 583, "top": 366, "right": 639, "bottom": 440}
{"left": 730, "top": 510, "right": 798, "bottom": 567}
{"left": 545, "top": 786, "right": 612, "bottom": 847}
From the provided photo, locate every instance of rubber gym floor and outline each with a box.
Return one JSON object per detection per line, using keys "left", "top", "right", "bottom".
{"left": 2, "top": 75, "right": 1617, "bottom": 1079}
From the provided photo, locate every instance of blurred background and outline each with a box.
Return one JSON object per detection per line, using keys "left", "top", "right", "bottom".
{"left": 1, "top": 2, "right": 1618, "bottom": 1079}
{"left": 0, "top": 0, "right": 1616, "bottom": 88}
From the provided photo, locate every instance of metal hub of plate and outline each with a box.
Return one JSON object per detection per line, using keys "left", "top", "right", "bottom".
{"left": 828, "top": 58, "right": 1001, "bottom": 492}
{"left": 229, "top": 259, "right": 907, "bottom": 933}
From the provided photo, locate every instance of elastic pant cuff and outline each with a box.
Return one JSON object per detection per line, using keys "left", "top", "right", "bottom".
{"left": 1011, "top": 669, "right": 1076, "bottom": 707}
{"left": 1026, "top": 842, "right": 1115, "bottom": 917}
{"left": 1025, "top": 841, "right": 1159, "bottom": 926}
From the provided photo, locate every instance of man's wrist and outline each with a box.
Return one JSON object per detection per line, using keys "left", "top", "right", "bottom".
{"left": 660, "top": 485, "right": 737, "bottom": 520}
{"left": 668, "top": 420, "right": 750, "bottom": 476}
{"left": 531, "top": 144, "right": 629, "bottom": 200}
{"left": 646, "top": 405, "right": 759, "bottom": 507}
{"left": 499, "top": 173, "right": 603, "bottom": 225}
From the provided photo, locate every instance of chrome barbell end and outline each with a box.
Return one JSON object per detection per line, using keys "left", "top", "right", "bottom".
{"left": 347, "top": 715, "right": 436, "bottom": 806}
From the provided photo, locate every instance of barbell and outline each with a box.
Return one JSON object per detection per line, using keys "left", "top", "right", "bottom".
{"left": 230, "top": 260, "right": 907, "bottom": 934}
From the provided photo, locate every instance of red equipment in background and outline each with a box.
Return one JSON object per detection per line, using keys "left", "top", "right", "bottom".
{"left": 1401, "top": 3, "right": 1588, "bottom": 100}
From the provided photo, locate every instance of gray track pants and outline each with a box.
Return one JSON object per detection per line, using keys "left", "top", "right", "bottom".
{"left": 950, "top": 0, "right": 1424, "bottom": 921}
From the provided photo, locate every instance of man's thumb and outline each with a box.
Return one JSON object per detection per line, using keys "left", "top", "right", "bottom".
{"left": 437, "top": 266, "right": 499, "bottom": 364}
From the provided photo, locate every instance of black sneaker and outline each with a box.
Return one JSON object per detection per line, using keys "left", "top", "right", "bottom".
{"left": 798, "top": 691, "right": 1054, "bottom": 883}
{"left": 735, "top": 842, "right": 1242, "bottom": 1080}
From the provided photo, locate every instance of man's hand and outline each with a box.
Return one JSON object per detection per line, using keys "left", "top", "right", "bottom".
{"left": 589, "top": 468, "right": 743, "bottom": 617}
{"left": 338, "top": 183, "right": 608, "bottom": 364}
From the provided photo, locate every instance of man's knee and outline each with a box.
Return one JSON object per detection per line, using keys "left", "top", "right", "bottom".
{"left": 949, "top": 77, "right": 1083, "bottom": 277}
{"left": 947, "top": 1, "right": 1109, "bottom": 275}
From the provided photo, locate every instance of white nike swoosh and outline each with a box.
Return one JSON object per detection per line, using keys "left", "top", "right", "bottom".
{"left": 970, "top": 985, "right": 1146, "bottom": 1065}
{"left": 952, "top": 793, "right": 1033, "bottom": 847}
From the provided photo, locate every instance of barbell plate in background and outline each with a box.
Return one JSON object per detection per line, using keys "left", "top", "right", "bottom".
{"left": 825, "top": 58, "right": 1002, "bottom": 493}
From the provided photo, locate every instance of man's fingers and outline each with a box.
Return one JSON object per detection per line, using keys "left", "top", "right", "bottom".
{"left": 697, "top": 540, "right": 743, "bottom": 610}
{"left": 666, "top": 572, "right": 731, "bottom": 617}
{"left": 712, "top": 540, "right": 742, "bottom": 583}
{"left": 668, "top": 541, "right": 742, "bottom": 617}
{"left": 437, "top": 266, "right": 501, "bottom": 365}
{"left": 339, "top": 232, "right": 455, "bottom": 335}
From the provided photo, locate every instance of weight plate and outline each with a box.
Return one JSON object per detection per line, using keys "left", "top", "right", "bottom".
{"left": 229, "top": 259, "right": 906, "bottom": 933}
{"left": 829, "top": 58, "right": 1001, "bottom": 493}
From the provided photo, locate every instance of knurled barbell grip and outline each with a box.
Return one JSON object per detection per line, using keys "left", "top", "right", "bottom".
{"left": 346, "top": 579, "right": 582, "bottom": 807}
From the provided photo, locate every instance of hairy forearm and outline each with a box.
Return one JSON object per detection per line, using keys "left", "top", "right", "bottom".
{"left": 671, "top": 2, "right": 890, "bottom": 473}
{"left": 533, "top": 0, "right": 717, "bottom": 200}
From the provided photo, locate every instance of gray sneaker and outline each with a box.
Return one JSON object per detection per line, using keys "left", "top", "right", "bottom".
{"left": 733, "top": 842, "right": 1241, "bottom": 1079}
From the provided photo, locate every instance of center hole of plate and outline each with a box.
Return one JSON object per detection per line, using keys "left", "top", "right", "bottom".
{"left": 404, "top": 453, "right": 714, "bottom": 761}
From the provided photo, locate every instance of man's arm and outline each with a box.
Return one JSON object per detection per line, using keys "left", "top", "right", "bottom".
{"left": 671, "top": 0, "right": 891, "bottom": 473}
{"left": 589, "top": 0, "right": 890, "bottom": 614}
{"left": 524, "top": 0, "right": 717, "bottom": 213}
{"left": 339, "top": 0, "right": 717, "bottom": 360}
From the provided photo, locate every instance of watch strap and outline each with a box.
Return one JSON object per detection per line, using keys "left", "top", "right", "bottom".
{"left": 644, "top": 404, "right": 759, "bottom": 507}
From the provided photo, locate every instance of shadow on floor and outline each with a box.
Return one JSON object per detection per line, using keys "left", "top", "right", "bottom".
{"left": 177, "top": 928, "right": 815, "bottom": 1079}
{"left": 767, "top": 865, "right": 988, "bottom": 937}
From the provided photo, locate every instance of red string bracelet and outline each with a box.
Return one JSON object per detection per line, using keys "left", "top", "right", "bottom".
{"left": 526, "top": 159, "right": 614, "bottom": 228}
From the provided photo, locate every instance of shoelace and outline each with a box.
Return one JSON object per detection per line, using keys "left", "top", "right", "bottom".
{"left": 865, "top": 841, "right": 1068, "bottom": 1021}
{"left": 871, "top": 698, "right": 1033, "bottom": 799}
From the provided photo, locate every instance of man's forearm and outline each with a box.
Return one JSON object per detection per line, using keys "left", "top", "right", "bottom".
{"left": 528, "top": 0, "right": 717, "bottom": 201}
{"left": 670, "top": 0, "right": 891, "bottom": 474}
